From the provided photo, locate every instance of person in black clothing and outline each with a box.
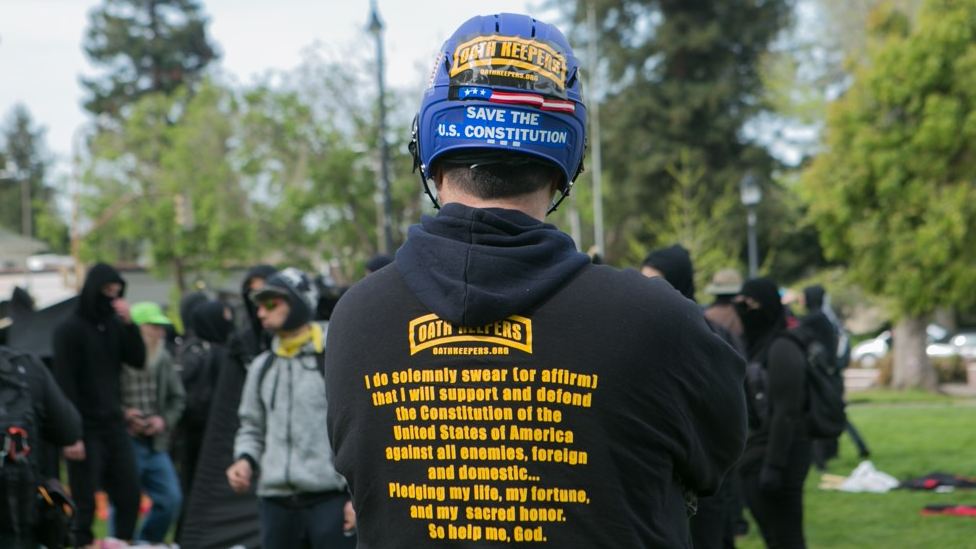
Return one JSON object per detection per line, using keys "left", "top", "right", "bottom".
{"left": 736, "top": 277, "right": 811, "bottom": 549}
{"left": 52, "top": 262, "right": 146, "bottom": 548}
{"left": 0, "top": 346, "right": 82, "bottom": 549}
{"left": 801, "top": 285, "right": 869, "bottom": 470}
{"left": 324, "top": 13, "right": 747, "bottom": 548}
{"left": 642, "top": 245, "right": 746, "bottom": 549}
{"left": 176, "top": 265, "right": 275, "bottom": 549}
{"left": 175, "top": 300, "right": 235, "bottom": 507}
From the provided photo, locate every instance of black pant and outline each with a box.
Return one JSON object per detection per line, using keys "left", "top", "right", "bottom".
{"left": 690, "top": 464, "right": 741, "bottom": 549}
{"left": 258, "top": 493, "right": 355, "bottom": 549}
{"left": 66, "top": 422, "right": 141, "bottom": 546}
{"left": 742, "top": 438, "right": 812, "bottom": 549}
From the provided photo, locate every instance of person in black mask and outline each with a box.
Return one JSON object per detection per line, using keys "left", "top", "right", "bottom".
{"left": 53, "top": 262, "right": 146, "bottom": 549}
{"left": 177, "top": 267, "right": 275, "bottom": 548}
{"left": 735, "top": 277, "right": 811, "bottom": 549}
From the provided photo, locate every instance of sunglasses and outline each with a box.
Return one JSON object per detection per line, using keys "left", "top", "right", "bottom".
{"left": 257, "top": 298, "right": 282, "bottom": 311}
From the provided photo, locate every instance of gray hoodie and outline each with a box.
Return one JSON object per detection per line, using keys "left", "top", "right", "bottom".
{"left": 234, "top": 322, "right": 346, "bottom": 497}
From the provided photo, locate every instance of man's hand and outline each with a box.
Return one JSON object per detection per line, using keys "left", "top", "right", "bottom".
{"left": 343, "top": 500, "right": 357, "bottom": 534}
{"left": 142, "top": 414, "right": 166, "bottom": 436}
{"left": 227, "top": 458, "right": 253, "bottom": 493}
{"left": 124, "top": 408, "right": 146, "bottom": 436}
{"left": 63, "top": 440, "right": 86, "bottom": 461}
{"left": 112, "top": 298, "right": 132, "bottom": 324}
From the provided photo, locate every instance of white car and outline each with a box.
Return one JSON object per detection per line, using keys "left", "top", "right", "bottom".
{"left": 926, "top": 331, "right": 976, "bottom": 360}
{"left": 851, "top": 324, "right": 949, "bottom": 366}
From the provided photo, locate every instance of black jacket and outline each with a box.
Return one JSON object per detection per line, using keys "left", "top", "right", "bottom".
{"left": 326, "top": 204, "right": 747, "bottom": 548}
{"left": 52, "top": 263, "right": 146, "bottom": 427}
{"left": 0, "top": 347, "right": 81, "bottom": 462}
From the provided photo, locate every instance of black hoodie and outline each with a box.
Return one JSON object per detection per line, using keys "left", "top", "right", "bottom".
{"left": 52, "top": 262, "right": 146, "bottom": 427}
{"left": 326, "top": 204, "right": 747, "bottom": 548}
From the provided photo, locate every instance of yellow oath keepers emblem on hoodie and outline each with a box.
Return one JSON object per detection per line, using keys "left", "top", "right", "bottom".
{"left": 408, "top": 314, "right": 532, "bottom": 356}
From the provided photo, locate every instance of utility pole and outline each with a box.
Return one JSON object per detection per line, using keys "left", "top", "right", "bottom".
{"left": 369, "top": 0, "right": 394, "bottom": 255}
{"left": 587, "top": 2, "right": 605, "bottom": 258}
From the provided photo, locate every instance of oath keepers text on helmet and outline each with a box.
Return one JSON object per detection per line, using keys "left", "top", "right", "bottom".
{"left": 449, "top": 35, "right": 568, "bottom": 97}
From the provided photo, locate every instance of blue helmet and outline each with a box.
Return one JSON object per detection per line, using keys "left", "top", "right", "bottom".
{"left": 409, "top": 13, "right": 587, "bottom": 211}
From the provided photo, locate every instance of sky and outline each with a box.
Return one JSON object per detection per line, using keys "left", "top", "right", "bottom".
{"left": 0, "top": 0, "right": 553, "bottom": 177}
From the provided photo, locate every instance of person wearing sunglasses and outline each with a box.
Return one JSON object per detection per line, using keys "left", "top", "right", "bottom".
{"left": 226, "top": 268, "right": 355, "bottom": 549}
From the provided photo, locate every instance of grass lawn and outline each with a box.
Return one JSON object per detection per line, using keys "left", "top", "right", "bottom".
{"left": 736, "top": 389, "right": 976, "bottom": 548}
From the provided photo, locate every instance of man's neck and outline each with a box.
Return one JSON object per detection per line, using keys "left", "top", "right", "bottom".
{"left": 437, "top": 184, "right": 555, "bottom": 221}
{"left": 276, "top": 323, "right": 311, "bottom": 340}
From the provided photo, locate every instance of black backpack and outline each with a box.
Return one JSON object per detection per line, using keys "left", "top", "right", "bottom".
{"left": 745, "top": 327, "right": 847, "bottom": 439}
{"left": 178, "top": 338, "right": 218, "bottom": 430}
{"left": 0, "top": 350, "right": 38, "bottom": 538}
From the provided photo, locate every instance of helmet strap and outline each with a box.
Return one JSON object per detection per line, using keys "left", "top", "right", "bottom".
{"left": 409, "top": 114, "right": 440, "bottom": 209}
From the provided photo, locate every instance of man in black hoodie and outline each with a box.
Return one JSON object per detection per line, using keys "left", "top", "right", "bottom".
{"left": 53, "top": 262, "right": 146, "bottom": 548}
{"left": 642, "top": 245, "right": 746, "bottom": 549}
{"left": 736, "top": 278, "right": 811, "bottom": 548}
{"left": 176, "top": 266, "right": 274, "bottom": 549}
{"left": 325, "top": 13, "right": 746, "bottom": 548}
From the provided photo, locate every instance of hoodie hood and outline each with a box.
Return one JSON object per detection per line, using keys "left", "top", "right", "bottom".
{"left": 736, "top": 277, "right": 787, "bottom": 356}
{"left": 240, "top": 264, "right": 277, "bottom": 336}
{"left": 78, "top": 262, "right": 126, "bottom": 322}
{"left": 395, "top": 203, "right": 590, "bottom": 326}
{"left": 193, "top": 300, "right": 235, "bottom": 344}
{"left": 804, "top": 284, "right": 825, "bottom": 311}
{"left": 642, "top": 244, "right": 695, "bottom": 301}
{"left": 179, "top": 291, "right": 208, "bottom": 336}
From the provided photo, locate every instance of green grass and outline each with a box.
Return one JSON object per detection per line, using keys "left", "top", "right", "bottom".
{"left": 737, "top": 394, "right": 976, "bottom": 548}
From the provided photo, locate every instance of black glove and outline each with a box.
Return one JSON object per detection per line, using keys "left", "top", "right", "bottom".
{"left": 759, "top": 466, "right": 784, "bottom": 494}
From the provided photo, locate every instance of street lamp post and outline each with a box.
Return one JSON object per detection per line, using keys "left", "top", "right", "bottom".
{"left": 368, "top": 0, "right": 394, "bottom": 256}
{"left": 739, "top": 172, "right": 762, "bottom": 279}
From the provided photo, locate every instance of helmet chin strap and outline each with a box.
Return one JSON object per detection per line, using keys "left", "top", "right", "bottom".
{"left": 408, "top": 117, "right": 440, "bottom": 210}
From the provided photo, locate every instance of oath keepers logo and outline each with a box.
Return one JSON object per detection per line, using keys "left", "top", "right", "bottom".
{"left": 408, "top": 314, "right": 533, "bottom": 356}
{"left": 450, "top": 35, "right": 568, "bottom": 96}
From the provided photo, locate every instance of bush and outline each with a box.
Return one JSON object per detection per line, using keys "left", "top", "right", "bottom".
{"left": 871, "top": 353, "right": 965, "bottom": 386}
{"left": 877, "top": 354, "right": 893, "bottom": 386}
{"left": 931, "top": 355, "right": 966, "bottom": 383}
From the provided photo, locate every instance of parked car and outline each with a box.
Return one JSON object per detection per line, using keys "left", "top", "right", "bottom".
{"left": 926, "top": 331, "right": 976, "bottom": 360}
{"left": 851, "top": 324, "right": 950, "bottom": 366}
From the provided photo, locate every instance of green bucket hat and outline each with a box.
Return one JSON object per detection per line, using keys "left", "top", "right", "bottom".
{"left": 130, "top": 301, "right": 172, "bottom": 326}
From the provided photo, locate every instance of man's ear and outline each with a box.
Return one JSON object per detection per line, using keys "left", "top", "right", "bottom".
{"left": 432, "top": 163, "right": 445, "bottom": 191}
{"left": 549, "top": 176, "right": 560, "bottom": 200}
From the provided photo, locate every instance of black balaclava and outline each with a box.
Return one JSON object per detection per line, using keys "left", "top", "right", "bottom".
{"left": 736, "top": 277, "right": 786, "bottom": 354}
{"left": 78, "top": 262, "right": 126, "bottom": 322}
{"left": 642, "top": 244, "right": 696, "bottom": 301}
{"left": 192, "top": 300, "right": 236, "bottom": 345}
{"left": 179, "top": 291, "right": 209, "bottom": 337}
{"left": 804, "top": 285, "right": 825, "bottom": 312}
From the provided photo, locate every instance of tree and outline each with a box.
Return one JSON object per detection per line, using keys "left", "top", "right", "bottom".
{"left": 81, "top": 0, "right": 217, "bottom": 118}
{"left": 78, "top": 81, "right": 253, "bottom": 290}
{"left": 760, "top": 0, "right": 924, "bottom": 160}
{"left": 0, "top": 105, "right": 69, "bottom": 252}
{"left": 549, "top": 0, "right": 793, "bottom": 266}
{"left": 234, "top": 44, "right": 419, "bottom": 282}
{"left": 627, "top": 149, "right": 744, "bottom": 298}
{"left": 801, "top": 0, "right": 976, "bottom": 390}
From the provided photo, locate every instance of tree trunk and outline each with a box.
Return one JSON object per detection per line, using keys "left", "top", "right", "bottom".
{"left": 891, "top": 315, "right": 938, "bottom": 391}
{"left": 172, "top": 257, "right": 186, "bottom": 294}
{"left": 933, "top": 307, "right": 957, "bottom": 333}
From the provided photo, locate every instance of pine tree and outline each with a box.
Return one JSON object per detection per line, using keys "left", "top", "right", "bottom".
{"left": 0, "top": 105, "right": 67, "bottom": 250}
{"left": 556, "top": 0, "right": 793, "bottom": 264}
{"left": 81, "top": 0, "right": 218, "bottom": 117}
